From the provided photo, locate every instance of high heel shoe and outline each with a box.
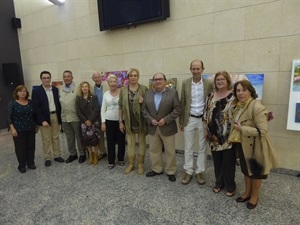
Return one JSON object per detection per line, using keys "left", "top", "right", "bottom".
{"left": 247, "top": 199, "right": 258, "bottom": 209}
{"left": 236, "top": 196, "right": 251, "bottom": 203}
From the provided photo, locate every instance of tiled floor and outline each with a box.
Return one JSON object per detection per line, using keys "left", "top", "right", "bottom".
{"left": 0, "top": 131, "right": 299, "bottom": 225}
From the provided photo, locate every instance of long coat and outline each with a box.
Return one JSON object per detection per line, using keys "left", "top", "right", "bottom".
{"left": 119, "top": 84, "right": 148, "bottom": 135}
{"left": 231, "top": 99, "right": 279, "bottom": 176}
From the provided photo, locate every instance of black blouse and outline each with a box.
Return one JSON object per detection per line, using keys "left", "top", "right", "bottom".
{"left": 8, "top": 100, "right": 36, "bottom": 132}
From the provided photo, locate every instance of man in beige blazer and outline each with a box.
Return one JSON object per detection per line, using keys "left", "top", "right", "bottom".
{"left": 142, "top": 72, "right": 182, "bottom": 182}
{"left": 179, "top": 59, "right": 213, "bottom": 185}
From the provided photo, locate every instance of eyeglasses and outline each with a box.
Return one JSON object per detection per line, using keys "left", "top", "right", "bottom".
{"left": 42, "top": 77, "right": 51, "bottom": 80}
{"left": 154, "top": 78, "right": 164, "bottom": 82}
{"left": 216, "top": 78, "right": 226, "bottom": 82}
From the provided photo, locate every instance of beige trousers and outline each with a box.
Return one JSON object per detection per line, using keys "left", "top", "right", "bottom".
{"left": 126, "top": 132, "right": 146, "bottom": 157}
{"left": 149, "top": 128, "right": 176, "bottom": 175}
{"left": 39, "top": 114, "right": 61, "bottom": 160}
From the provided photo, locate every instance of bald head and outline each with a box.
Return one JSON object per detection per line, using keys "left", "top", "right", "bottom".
{"left": 190, "top": 59, "right": 204, "bottom": 70}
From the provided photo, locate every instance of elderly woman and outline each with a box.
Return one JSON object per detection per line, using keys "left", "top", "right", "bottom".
{"left": 119, "top": 68, "right": 148, "bottom": 175}
{"left": 203, "top": 71, "right": 236, "bottom": 197}
{"left": 101, "top": 74, "right": 125, "bottom": 169}
{"left": 76, "top": 81, "right": 100, "bottom": 165}
{"left": 8, "top": 85, "right": 37, "bottom": 173}
{"left": 229, "top": 80, "right": 278, "bottom": 209}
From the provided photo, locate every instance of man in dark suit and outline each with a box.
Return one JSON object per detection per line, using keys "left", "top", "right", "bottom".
{"left": 142, "top": 72, "right": 182, "bottom": 182}
{"left": 179, "top": 59, "right": 214, "bottom": 185}
{"left": 32, "top": 71, "right": 64, "bottom": 166}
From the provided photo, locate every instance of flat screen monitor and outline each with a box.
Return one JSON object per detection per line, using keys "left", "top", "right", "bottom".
{"left": 97, "top": 0, "right": 170, "bottom": 31}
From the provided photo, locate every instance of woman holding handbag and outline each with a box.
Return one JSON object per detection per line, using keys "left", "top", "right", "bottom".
{"left": 229, "top": 80, "right": 279, "bottom": 209}
{"left": 76, "top": 81, "right": 100, "bottom": 165}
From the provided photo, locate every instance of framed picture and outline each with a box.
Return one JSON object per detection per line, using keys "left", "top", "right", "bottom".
{"left": 52, "top": 81, "right": 63, "bottom": 88}
{"left": 102, "top": 70, "right": 128, "bottom": 87}
{"left": 287, "top": 59, "right": 300, "bottom": 131}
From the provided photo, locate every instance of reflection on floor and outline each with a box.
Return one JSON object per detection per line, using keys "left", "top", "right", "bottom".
{"left": 0, "top": 131, "right": 299, "bottom": 225}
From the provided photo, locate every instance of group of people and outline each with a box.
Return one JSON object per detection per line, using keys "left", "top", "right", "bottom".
{"left": 8, "top": 59, "right": 278, "bottom": 209}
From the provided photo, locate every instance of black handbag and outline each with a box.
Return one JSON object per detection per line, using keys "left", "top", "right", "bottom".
{"left": 249, "top": 127, "right": 264, "bottom": 176}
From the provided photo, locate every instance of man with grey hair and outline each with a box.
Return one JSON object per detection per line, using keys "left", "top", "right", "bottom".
{"left": 92, "top": 71, "right": 107, "bottom": 159}
{"left": 59, "top": 70, "right": 86, "bottom": 163}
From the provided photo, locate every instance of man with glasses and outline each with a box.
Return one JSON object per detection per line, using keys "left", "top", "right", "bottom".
{"left": 142, "top": 72, "right": 182, "bottom": 182}
{"left": 179, "top": 59, "right": 213, "bottom": 185}
{"left": 32, "top": 71, "right": 64, "bottom": 166}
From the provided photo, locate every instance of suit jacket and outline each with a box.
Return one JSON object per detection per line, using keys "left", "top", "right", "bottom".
{"left": 142, "top": 87, "right": 182, "bottom": 136}
{"left": 32, "top": 85, "right": 62, "bottom": 126}
{"left": 179, "top": 77, "right": 213, "bottom": 126}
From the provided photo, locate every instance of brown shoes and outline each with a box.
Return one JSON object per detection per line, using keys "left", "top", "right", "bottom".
{"left": 195, "top": 173, "right": 205, "bottom": 185}
{"left": 181, "top": 172, "right": 192, "bottom": 185}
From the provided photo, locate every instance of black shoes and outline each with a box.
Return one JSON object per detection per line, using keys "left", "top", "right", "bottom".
{"left": 45, "top": 160, "right": 51, "bottom": 167}
{"left": 27, "top": 164, "right": 36, "bottom": 170}
{"left": 146, "top": 171, "right": 163, "bottom": 177}
{"left": 247, "top": 200, "right": 258, "bottom": 209}
{"left": 18, "top": 167, "right": 26, "bottom": 173}
{"left": 54, "top": 157, "right": 65, "bottom": 163}
{"left": 168, "top": 175, "right": 176, "bottom": 182}
{"left": 78, "top": 155, "right": 86, "bottom": 163}
{"left": 236, "top": 196, "right": 251, "bottom": 203}
{"left": 66, "top": 155, "right": 78, "bottom": 163}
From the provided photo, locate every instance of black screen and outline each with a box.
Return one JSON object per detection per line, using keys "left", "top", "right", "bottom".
{"left": 98, "top": 0, "right": 169, "bottom": 31}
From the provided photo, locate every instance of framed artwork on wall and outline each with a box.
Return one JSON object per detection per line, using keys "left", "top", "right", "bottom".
{"left": 287, "top": 59, "right": 300, "bottom": 131}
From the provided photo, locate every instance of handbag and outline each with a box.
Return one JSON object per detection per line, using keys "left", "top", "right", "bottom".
{"left": 249, "top": 127, "right": 264, "bottom": 176}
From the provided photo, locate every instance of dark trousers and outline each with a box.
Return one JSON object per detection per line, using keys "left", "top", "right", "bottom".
{"left": 212, "top": 148, "right": 236, "bottom": 192}
{"left": 105, "top": 120, "right": 125, "bottom": 164}
{"left": 13, "top": 131, "right": 36, "bottom": 169}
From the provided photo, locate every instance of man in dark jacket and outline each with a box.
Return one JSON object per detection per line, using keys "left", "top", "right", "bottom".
{"left": 32, "top": 71, "right": 64, "bottom": 166}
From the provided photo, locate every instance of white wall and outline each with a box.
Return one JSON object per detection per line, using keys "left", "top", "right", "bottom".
{"left": 14, "top": 0, "right": 300, "bottom": 170}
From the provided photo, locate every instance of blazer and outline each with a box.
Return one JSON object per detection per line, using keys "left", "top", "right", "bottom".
{"left": 179, "top": 77, "right": 213, "bottom": 126}
{"left": 32, "top": 85, "right": 62, "bottom": 126}
{"left": 142, "top": 87, "right": 182, "bottom": 136}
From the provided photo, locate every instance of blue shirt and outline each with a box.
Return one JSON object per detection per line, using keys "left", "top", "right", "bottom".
{"left": 154, "top": 89, "right": 165, "bottom": 111}
{"left": 94, "top": 85, "right": 103, "bottom": 108}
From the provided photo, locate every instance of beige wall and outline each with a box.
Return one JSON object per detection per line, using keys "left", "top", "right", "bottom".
{"left": 14, "top": 0, "right": 300, "bottom": 170}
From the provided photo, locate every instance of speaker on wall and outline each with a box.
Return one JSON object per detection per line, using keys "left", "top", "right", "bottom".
{"left": 11, "top": 18, "right": 21, "bottom": 28}
{"left": 2, "top": 63, "right": 24, "bottom": 86}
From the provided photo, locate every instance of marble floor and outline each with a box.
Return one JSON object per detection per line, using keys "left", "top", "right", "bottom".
{"left": 0, "top": 130, "right": 299, "bottom": 225}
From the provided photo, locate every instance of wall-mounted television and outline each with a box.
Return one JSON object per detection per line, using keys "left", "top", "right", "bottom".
{"left": 97, "top": 0, "right": 170, "bottom": 31}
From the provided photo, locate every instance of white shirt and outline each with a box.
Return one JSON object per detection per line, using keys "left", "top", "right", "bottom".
{"left": 190, "top": 80, "right": 205, "bottom": 116}
{"left": 43, "top": 85, "right": 56, "bottom": 112}
{"left": 101, "top": 90, "right": 120, "bottom": 122}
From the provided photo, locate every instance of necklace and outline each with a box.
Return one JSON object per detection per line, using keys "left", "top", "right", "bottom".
{"left": 128, "top": 86, "right": 138, "bottom": 104}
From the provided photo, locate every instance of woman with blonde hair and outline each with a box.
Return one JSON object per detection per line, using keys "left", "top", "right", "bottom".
{"left": 76, "top": 81, "right": 100, "bottom": 165}
{"left": 8, "top": 85, "right": 37, "bottom": 173}
{"left": 119, "top": 68, "right": 148, "bottom": 175}
{"left": 203, "top": 71, "right": 236, "bottom": 197}
{"left": 101, "top": 74, "right": 125, "bottom": 169}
